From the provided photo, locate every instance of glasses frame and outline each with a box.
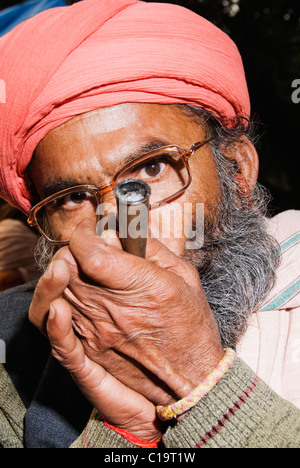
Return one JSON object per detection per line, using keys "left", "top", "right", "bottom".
{"left": 27, "top": 136, "right": 213, "bottom": 244}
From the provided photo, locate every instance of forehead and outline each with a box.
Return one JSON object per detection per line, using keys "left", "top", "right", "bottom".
{"left": 31, "top": 103, "right": 206, "bottom": 195}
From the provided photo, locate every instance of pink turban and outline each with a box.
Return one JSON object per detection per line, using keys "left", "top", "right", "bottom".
{"left": 0, "top": 0, "right": 250, "bottom": 214}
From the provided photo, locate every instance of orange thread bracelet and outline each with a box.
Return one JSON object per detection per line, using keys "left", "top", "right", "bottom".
{"left": 156, "top": 348, "right": 236, "bottom": 421}
{"left": 103, "top": 420, "right": 162, "bottom": 448}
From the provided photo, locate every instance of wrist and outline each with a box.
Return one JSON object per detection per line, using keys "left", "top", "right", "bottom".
{"left": 162, "top": 344, "right": 226, "bottom": 404}
{"left": 102, "top": 419, "right": 162, "bottom": 447}
{"left": 157, "top": 348, "right": 236, "bottom": 421}
{"left": 161, "top": 359, "right": 266, "bottom": 449}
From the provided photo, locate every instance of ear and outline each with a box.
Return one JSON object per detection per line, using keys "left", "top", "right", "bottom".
{"left": 222, "top": 135, "right": 259, "bottom": 195}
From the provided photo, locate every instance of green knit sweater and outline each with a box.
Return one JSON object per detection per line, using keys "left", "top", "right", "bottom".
{"left": 1, "top": 358, "right": 299, "bottom": 448}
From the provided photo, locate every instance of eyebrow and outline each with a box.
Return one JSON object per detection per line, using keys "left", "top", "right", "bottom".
{"left": 41, "top": 179, "right": 85, "bottom": 199}
{"left": 40, "top": 138, "right": 171, "bottom": 200}
{"left": 113, "top": 138, "right": 171, "bottom": 171}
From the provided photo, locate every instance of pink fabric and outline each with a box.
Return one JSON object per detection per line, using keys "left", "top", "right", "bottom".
{"left": 0, "top": 0, "right": 250, "bottom": 214}
{"left": 237, "top": 210, "right": 300, "bottom": 409}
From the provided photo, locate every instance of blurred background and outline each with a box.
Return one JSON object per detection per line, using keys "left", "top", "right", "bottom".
{"left": 0, "top": 0, "right": 299, "bottom": 216}
{"left": 146, "top": 0, "right": 300, "bottom": 215}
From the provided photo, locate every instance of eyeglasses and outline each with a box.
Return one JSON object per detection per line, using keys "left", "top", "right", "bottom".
{"left": 27, "top": 136, "right": 213, "bottom": 244}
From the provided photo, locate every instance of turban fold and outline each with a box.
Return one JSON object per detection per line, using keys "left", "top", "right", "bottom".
{"left": 0, "top": 0, "right": 250, "bottom": 214}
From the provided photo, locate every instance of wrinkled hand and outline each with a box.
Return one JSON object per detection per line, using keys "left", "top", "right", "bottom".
{"left": 46, "top": 293, "right": 161, "bottom": 441}
{"left": 29, "top": 219, "right": 223, "bottom": 439}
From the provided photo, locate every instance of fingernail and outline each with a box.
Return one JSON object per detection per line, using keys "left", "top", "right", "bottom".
{"left": 48, "top": 303, "right": 56, "bottom": 320}
{"left": 43, "top": 262, "right": 53, "bottom": 280}
{"left": 101, "top": 229, "right": 118, "bottom": 241}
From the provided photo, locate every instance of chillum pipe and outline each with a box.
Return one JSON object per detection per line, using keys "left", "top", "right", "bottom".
{"left": 114, "top": 179, "right": 151, "bottom": 258}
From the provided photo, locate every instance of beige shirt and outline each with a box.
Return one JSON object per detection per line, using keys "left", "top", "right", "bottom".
{"left": 237, "top": 210, "right": 300, "bottom": 409}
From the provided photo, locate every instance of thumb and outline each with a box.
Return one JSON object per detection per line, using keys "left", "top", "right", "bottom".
{"left": 69, "top": 218, "right": 151, "bottom": 289}
{"left": 69, "top": 218, "right": 198, "bottom": 290}
{"left": 100, "top": 229, "right": 123, "bottom": 250}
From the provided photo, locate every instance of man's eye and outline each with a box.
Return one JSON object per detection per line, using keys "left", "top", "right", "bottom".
{"left": 65, "top": 192, "right": 88, "bottom": 206}
{"left": 55, "top": 191, "right": 91, "bottom": 209}
{"left": 138, "top": 161, "right": 166, "bottom": 179}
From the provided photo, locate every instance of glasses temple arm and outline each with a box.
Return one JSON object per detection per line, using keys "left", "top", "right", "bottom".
{"left": 190, "top": 136, "right": 214, "bottom": 154}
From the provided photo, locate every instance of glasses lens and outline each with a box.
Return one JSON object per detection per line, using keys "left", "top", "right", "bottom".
{"left": 116, "top": 151, "right": 190, "bottom": 206}
{"left": 35, "top": 189, "right": 99, "bottom": 242}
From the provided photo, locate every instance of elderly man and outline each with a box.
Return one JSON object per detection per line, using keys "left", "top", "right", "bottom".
{"left": 0, "top": 0, "right": 299, "bottom": 449}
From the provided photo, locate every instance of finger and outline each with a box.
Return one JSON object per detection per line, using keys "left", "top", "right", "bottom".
{"left": 116, "top": 339, "right": 195, "bottom": 399}
{"left": 47, "top": 297, "right": 102, "bottom": 377}
{"left": 70, "top": 218, "right": 199, "bottom": 290}
{"left": 53, "top": 245, "right": 78, "bottom": 268}
{"left": 29, "top": 258, "right": 71, "bottom": 334}
{"left": 100, "top": 229, "right": 123, "bottom": 250}
{"left": 47, "top": 298, "right": 157, "bottom": 429}
{"left": 69, "top": 218, "right": 146, "bottom": 289}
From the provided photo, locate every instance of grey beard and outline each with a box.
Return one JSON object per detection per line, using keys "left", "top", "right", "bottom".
{"left": 184, "top": 148, "right": 279, "bottom": 349}
{"left": 34, "top": 235, "right": 57, "bottom": 274}
{"left": 34, "top": 149, "right": 279, "bottom": 350}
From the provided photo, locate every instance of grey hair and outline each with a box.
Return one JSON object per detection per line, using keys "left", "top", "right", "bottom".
{"left": 34, "top": 235, "right": 57, "bottom": 273}
{"left": 180, "top": 105, "right": 280, "bottom": 348}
